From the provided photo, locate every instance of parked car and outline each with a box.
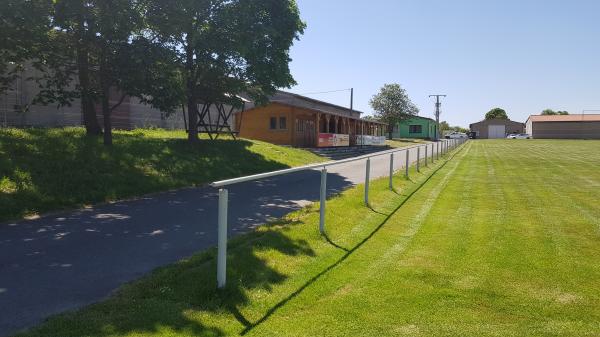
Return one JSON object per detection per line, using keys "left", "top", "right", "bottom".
{"left": 467, "top": 131, "right": 477, "bottom": 139}
{"left": 507, "top": 133, "right": 531, "bottom": 139}
{"left": 445, "top": 131, "right": 468, "bottom": 139}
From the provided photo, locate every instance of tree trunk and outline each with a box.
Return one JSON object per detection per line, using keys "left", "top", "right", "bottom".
{"left": 102, "top": 95, "right": 112, "bottom": 146}
{"left": 99, "top": 48, "right": 112, "bottom": 146}
{"left": 76, "top": 8, "right": 102, "bottom": 136}
{"left": 187, "top": 86, "right": 198, "bottom": 143}
{"left": 388, "top": 122, "right": 393, "bottom": 140}
{"left": 185, "top": 42, "right": 198, "bottom": 143}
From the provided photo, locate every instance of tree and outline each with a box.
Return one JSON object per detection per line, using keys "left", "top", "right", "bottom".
{"left": 369, "top": 83, "right": 419, "bottom": 139}
{"left": 0, "top": 0, "right": 52, "bottom": 95}
{"left": 440, "top": 121, "right": 468, "bottom": 135}
{"left": 146, "top": 0, "right": 305, "bottom": 143}
{"left": 485, "top": 108, "right": 508, "bottom": 120}
{"left": 1, "top": 0, "right": 104, "bottom": 135}
{"left": 541, "top": 109, "right": 569, "bottom": 115}
{"left": 439, "top": 121, "right": 450, "bottom": 133}
{"left": 1, "top": 1, "right": 184, "bottom": 144}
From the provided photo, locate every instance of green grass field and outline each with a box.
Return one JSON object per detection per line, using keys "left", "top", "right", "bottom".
{"left": 0, "top": 128, "right": 325, "bottom": 222}
{"left": 14, "top": 140, "right": 600, "bottom": 337}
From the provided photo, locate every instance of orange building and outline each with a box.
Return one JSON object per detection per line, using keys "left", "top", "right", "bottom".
{"left": 235, "top": 91, "right": 387, "bottom": 147}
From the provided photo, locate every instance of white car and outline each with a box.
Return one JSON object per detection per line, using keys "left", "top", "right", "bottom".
{"left": 507, "top": 133, "right": 531, "bottom": 139}
{"left": 445, "top": 132, "right": 468, "bottom": 139}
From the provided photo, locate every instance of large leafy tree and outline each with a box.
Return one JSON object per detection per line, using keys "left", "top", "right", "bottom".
{"left": 0, "top": 0, "right": 53, "bottom": 94}
{"left": 369, "top": 83, "right": 419, "bottom": 139}
{"left": 541, "top": 109, "right": 569, "bottom": 115}
{"left": 30, "top": 0, "right": 107, "bottom": 134}
{"left": 1, "top": 0, "right": 182, "bottom": 143}
{"left": 1, "top": 0, "right": 107, "bottom": 135}
{"left": 146, "top": 0, "right": 305, "bottom": 142}
{"left": 485, "top": 107, "right": 508, "bottom": 120}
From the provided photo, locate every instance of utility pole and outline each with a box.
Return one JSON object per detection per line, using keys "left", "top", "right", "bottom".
{"left": 429, "top": 94, "right": 447, "bottom": 141}
{"left": 350, "top": 88, "right": 354, "bottom": 112}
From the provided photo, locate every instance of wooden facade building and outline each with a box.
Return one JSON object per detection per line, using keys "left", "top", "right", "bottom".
{"left": 235, "top": 91, "right": 387, "bottom": 147}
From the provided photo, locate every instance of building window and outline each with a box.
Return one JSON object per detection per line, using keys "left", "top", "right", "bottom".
{"left": 409, "top": 125, "right": 422, "bottom": 134}
{"left": 279, "top": 117, "right": 287, "bottom": 130}
{"left": 269, "top": 117, "right": 277, "bottom": 130}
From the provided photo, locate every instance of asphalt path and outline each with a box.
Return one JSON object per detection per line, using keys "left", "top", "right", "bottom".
{"left": 0, "top": 142, "right": 444, "bottom": 336}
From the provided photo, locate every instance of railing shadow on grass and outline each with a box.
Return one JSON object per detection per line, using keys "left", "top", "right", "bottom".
{"left": 20, "top": 217, "right": 318, "bottom": 337}
{"left": 238, "top": 143, "right": 467, "bottom": 335}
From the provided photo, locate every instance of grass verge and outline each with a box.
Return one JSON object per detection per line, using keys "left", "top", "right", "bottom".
{"left": 0, "top": 127, "right": 325, "bottom": 222}
{"left": 14, "top": 140, "right": 460, "bottom": 337}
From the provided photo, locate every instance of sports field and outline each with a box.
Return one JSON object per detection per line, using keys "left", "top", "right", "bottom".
{"left": 17, "top": 140, "right": 600, "bottom": 337}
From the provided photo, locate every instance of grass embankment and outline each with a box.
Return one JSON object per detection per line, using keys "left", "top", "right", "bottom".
{"left": 15, "top": 140, "right": 600, "bottom": 336}
{"left": 0, "top": 128, "right": 325, "bottom": 222}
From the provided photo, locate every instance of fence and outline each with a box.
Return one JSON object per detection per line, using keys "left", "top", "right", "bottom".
{"left": 210, "top": 138, "right": 468, "bottom": 288}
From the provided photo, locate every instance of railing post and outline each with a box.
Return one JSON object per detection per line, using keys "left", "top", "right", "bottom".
{"left": 425, "top": 145, "right": 428, "bottom": 167}
{"left": 217, "top": 188, "right": 228, "bottom": 289}
{"left": 431, "top": 143, "right": 434, "bottom": 163}
{"left": 417, "top": 146, "right": 420, "bottom": 172}
{"left": 405, "top": 149, "right": 409, "bottom": 178}
{"left": 365, "top": 158, "right": 371, "bottom": 206}
{"left": 389, "top": 153, "right": 394, "bottom": 190}
{"left": 319, "top": 167, "right": 327, "bottom": 234}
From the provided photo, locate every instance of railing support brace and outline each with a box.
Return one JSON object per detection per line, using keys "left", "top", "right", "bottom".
{"left": 217, "top": 188, "right": 228, "bottom": 289}
{"left": 365, "top": 158, "right": 371, "bottom": 206}
{"left": 319, "top": 167, "right": 327, "bottom": 234}
{"left": 405, "top": 149, "right": 409, "bottom": 178}
{"left": 389, "top": 153, "right": 394, "bottom": 190}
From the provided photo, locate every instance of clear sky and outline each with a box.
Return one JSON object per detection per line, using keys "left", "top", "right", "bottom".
{"left": 287, "top": 0, "right": 600, "bottom": 127}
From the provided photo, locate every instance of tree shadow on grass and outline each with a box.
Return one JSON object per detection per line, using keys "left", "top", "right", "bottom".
{"left": 20, "top": 220, "right": 316, "bottom": 337}
{"left": 0, "top": 128, "right": 294, "bottom": 222}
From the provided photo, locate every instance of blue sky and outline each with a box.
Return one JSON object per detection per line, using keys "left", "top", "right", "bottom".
{"left": 287, "top": 0, "right": 600, "bottom": 127}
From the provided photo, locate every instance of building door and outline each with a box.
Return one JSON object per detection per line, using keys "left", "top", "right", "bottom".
{"left": 295, "top": 119, "right": 316, "bottom": 147}
{"left": 488, "top": 125, "right": 506, "bottom": 139}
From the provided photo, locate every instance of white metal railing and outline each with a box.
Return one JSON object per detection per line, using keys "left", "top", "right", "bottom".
{"left": 210, "top": 138, "right": 467, "bottom": 288}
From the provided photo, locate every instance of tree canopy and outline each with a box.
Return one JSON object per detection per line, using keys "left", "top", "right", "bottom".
{"left": 541, "top": 109, "right": 569, "bottom": 115}
{"left": 440, "top": 121, "right": 468, "bottom": 134}
{"left": 485, "top": 108, "right": 508, "bottom": 120}
{"left": 0, "top": 0, "right": 305, "bottom": 144}
{"left": 369, "top": 83, "right": 419, "bottom": 139}
{"left": 146, "top": 0, "right": 305, "bottom": 142}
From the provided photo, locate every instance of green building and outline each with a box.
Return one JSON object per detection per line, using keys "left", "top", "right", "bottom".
{"left": 392, "top": 116, "right": 438, "bottom": 139}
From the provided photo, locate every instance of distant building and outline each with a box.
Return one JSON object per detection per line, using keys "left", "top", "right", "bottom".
{"left": 392, "top": 116, "right": 437, "bottom": 140}
{"left": 235, "top": 91, "right": 387, "bottom": 147}
{"left": 0, "top": 67, "right": 232, "bottom": 130}
{"left": 526, "top": 114, "right": 600, "bottom": 139}
{"left": 469, "top": 118, "right": 524, "bottom": 139}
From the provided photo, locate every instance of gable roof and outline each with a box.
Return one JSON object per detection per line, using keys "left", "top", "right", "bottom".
{"left": 469, "top": 118, "right": 524, "bottom": 127}
{"left": 269, "top": 91, "right": 364, "bottom": 118}
{"left": 527, "top": 114, "right": 600, "bottom": 123}
{"left": 403, "top": 115, "right": 436, "bottom": 123}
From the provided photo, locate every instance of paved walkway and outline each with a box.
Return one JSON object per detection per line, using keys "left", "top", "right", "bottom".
{"left": 0, "top": 143, "right": 444, "bottom": 336}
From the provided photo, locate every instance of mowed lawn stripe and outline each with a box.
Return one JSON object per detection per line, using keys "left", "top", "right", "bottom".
{"left": 247, "top": 143, "right": 472, "bottom": 336}
{"left": 248, "top": 141, "right": 600, "bottom": 337}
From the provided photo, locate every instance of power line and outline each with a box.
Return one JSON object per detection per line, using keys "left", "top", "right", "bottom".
{"left": 299, "top": 88, "right": 353, "bottom": 96}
